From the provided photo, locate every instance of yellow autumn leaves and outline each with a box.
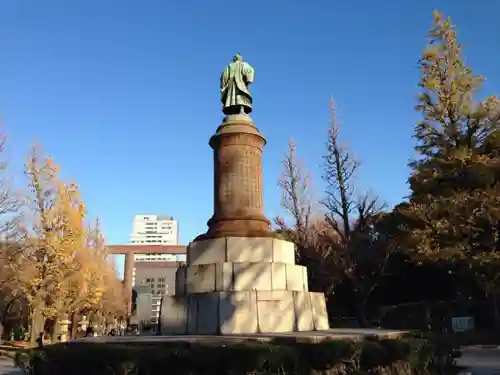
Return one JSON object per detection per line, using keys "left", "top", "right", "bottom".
{"left": 408, "top": 10, "right": 500, "bottom": 269}
{"left": 2, "top": 143, "right": 126, "bottom": 342}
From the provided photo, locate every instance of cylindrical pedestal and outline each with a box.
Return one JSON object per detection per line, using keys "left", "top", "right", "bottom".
{"left": 195, "top": 115, "right": 272, "bottom": 240}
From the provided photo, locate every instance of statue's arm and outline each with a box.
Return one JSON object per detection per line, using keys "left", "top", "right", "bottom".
{"left": 244, "top": 64, "right": 254, "bottom": 85}
{"left": 220, "top": 68, "right": 229, "bottom": 90}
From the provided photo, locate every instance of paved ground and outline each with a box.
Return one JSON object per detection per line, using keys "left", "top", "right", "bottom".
{"left": 457, "top": 347, "right": 500, "bottom": 375}
{"left": 74, "top": 328, "right": 405, "bottom": 344}
{"left": 0, "top": 360, "right": 20, "bottom": 375}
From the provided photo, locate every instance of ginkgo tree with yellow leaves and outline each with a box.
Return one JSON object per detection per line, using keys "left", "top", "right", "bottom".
{"left": 12, "top": 144, "right": 77, "bottom": 344}
{"left": 52, "top": 218, "right": 126, "bottom": 340}
{"left": 402, "top": 11, "right": 500, "bottom": 322}
{"left": 6, "top": 144, "right": 125, "bottom": 344}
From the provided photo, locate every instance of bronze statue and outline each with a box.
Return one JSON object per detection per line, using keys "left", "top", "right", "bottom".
{"left": 220, "top": 53, "right": 255, "bottom": 115}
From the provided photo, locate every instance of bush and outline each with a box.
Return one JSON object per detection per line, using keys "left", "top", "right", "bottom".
{"left": 16, "top": 336, "right": 459, "bottom": 375}
{"left": 451, "top": 329, "right": 500, "bottom": 346}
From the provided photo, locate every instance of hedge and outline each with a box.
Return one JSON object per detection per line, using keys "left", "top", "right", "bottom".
{"left": 15, "top": 335, "right": 461, "bottom": 375}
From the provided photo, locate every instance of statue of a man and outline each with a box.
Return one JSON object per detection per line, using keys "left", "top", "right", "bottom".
{"left": 220, "top": 53, "right": 255, "bottom": 115}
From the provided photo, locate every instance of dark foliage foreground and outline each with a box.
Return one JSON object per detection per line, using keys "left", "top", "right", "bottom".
{"left": 15, "top": 335, "right": 461, "bottom": 375}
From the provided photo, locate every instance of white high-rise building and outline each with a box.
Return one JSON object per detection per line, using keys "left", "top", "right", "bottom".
{"left": 129, "top": 215, "right": 185, "bottom": 324}
{"left": 130, "top": 215, "right": 179, "bottom": 246}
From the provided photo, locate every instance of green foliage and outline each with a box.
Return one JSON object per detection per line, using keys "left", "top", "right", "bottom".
{"left": 17, "top": 337, "right": 458, "bottom": 375}
{"left": 401, "top": 10, "right": 500, "bottom": 317}
{"left": 271, "top": 10, "right": 498, "bottom": 324}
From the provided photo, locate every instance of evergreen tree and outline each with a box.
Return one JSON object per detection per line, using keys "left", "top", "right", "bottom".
{"left": 403, "top": 11, "right": 500, "bottom": 321}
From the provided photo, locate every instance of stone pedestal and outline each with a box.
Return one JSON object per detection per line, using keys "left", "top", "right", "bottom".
{"left": 160, "top": 115, "right": 329, "bottom": 335}
{"left": 91, "top": 324, "right": 99, "bottom": 337}
{"left": 161, "top": 236, "right": 329, "bottom": 334}
{"left": 195, "top": 115, "right": 271, "bottom": 241}
{"left": 78, "top": 316, "right": 89, "bottom": 332}
{"left": 59, "top": 319, "right": 71, "bottom": 342}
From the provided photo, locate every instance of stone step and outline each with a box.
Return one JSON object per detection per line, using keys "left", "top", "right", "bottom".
{"left": 160, "top": 290, "right": 329, "bottom": 335}
{"left": 177, "top": 262, "right": 309, "bottom": 294}
{"left": 187, "top": 237, "right": 295, "bottom": 266}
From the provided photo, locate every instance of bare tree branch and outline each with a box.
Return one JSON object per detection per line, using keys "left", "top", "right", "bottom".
{"left": 276, "top": 138, "right": 316, "bottom": 259}
{"left": 322, "top": 97, "right": 360, "bottom": 242}
{"left": 320, "top": 97, "right": 393, "bottom": 325}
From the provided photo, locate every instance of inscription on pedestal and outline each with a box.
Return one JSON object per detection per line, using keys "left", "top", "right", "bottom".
{"left": 200, "top": 117, "right": 273, "bottom": 239}
{"left": 217, "top": 140, "right": 264, "bottom": 219}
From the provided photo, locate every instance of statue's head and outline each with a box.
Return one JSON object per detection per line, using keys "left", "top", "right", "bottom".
{"left": 233, "top": 53, "right": 243, "bottom": 62}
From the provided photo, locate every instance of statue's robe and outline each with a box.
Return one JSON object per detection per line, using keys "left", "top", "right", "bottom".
{"left": 220, "top": 61, "right": 254, "bottom": 114}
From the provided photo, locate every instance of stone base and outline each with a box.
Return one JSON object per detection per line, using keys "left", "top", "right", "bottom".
{"left": 162, "top": 236, "right": 330, "bottom": 335}
{"left": 194, "top": 217, "right": 275, "bottom": 241}
{"left": 184, "top": 262, "right": 308, "bottom": 294}
{"left": 187, "top": 236, "right": 296, "bottom": 266}
{"left": 160, "top": 290, "right": 329, "bottom": 335}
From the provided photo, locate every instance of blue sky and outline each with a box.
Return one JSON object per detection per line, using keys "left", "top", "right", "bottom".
{"left": 0, "top": 1, "right": 499, "bottom": 269}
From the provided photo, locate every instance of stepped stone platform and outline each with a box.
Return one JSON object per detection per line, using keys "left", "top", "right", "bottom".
{"left": 75, "top": 329, "right": 407, "bottom": 345}
{"left": 160, "top": 236, "right": 329, "bottom": 335}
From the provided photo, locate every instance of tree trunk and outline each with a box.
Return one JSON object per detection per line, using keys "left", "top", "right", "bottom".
{"left": 354, "top": 289, "right": 370, "bottom": 328}
{"left": 29, "top": 306, "right": 46, "bottom": 346}
{"left": 0, "top": 297, "right": 17, "bottom": 341}
{"left": 356, "top": 307, "right": 369, "bottom": 328}
{"left": 70, "top": 312, "right": 78, "bottom": 340}
{"left": 492, "top": 296, "right": 500, "bottom": 328}
{"left": 52, "top": 320, "right": 61, "bottom": 343}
